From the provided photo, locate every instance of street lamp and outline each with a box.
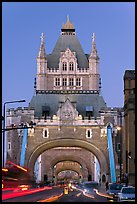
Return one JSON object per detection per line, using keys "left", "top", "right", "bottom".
{"left": 116, "top": 109, "right": 123, "bottom": 183}
{"left": 126, "top": 151, "right": 135, "bottom": 174}
{"left": 117, "top": 126, "right": 122, "bottom": 182}
{"left": 2, "top": 100, "right": 26, "bottom": 167}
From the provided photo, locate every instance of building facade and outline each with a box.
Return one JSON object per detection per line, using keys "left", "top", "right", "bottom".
{"left": 123, "top": 70, "right": 135, "bottom": 186}
{"left": 6, "top": 17, "right": 122, "bottom": 183}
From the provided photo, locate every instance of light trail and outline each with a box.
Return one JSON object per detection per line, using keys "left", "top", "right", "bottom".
{"left": 76, "top": 192, "right": 81, "bottom": 197}
{"left": 6, "top": 160, "right": 28, "bottom": 172}
{"left": 83, "top": 191, "right": 95, "bottom": 199}
{"left": 2, "top": 186, "right": 52, "bottom": 200}
{"left": 37, "top": 193, "right": 63, "bottom": 202}
{"left": 93, "top": 188, "right": 113, "bottom": 199}
{"left": 2, "top": 168, "right": 8, "bottom": 172}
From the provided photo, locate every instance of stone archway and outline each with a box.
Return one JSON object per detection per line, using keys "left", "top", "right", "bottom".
{"left": 57, "top": 169, "right": 79, "bottom": 181}
{"left": 26, "top": 139, "right": 108, "bottom": 177}
{"left": 47, "top": 154, "right": 90, "bottom": 180}
{"left": 51, "top": 155, "right": 90, "bottom": 172}
{"left": 55, "top": 164, "right": 82, "bottom": 177}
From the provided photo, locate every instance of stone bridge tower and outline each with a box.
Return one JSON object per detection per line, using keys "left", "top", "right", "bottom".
{"left": 6, "top": 16, "right": 120, "bottom": 184}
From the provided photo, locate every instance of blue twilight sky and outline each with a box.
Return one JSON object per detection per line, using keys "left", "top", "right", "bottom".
{"left": 2, "top": 2, "right": 135, "bottom": 110}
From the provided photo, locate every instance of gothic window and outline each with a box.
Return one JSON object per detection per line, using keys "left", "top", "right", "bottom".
{"left": 69, "top": 62, "right": 74, "bottom": 71}
{"left": 117, "top": 143, "right": 121, "bottom": 151}
{"left": 69, "top": 78, "right": 74, "bottom": 86}
{"left": 63, "top": 78, "right": 67, "bottom": 86}
{"left": 43, "top": 128, "right": 49, "bottom": 138}
{"left": 76, "top": 78, "right": 81, "bottom": 86}
{"left": 8, "top": 142, "right": 11, "bottom": 151}
{"left": 55, "top": 78, "right": 60, "bottom": 86}
{"left": 62, "top": 62, "right": 67, "bottom": 71}
{"left": 86, "top": 129, "right": 92, "bottom": 138}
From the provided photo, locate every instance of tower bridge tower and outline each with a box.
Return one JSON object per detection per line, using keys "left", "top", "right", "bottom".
{"left": 6, "top": 16, "right": 120, "bottom": 183}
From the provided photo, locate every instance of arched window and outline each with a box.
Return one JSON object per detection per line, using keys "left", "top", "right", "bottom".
{"left": 76, "top": 78, "right": 81, "bottom": 86}
{"left": 69, "top": 62, "right": 74, "bottom": 71}
{"left": 55, "top": 78, "right": 60, "bottom": 86}
{"left": 86, "top": 129, "right": 92, "bottom": 138}
{"left": 43, "top": 128, "right": 49, "bottom": 138}
{"left": 63, "top": 78, "right": 67, "bottom": 86}
{"left": 69, "top": 78, "right": 74, "bottom": 86}
{"left": 62, "top": 62, "right": 67, "bottom": 71}
{"left": 102, "top": 174, "right": 106, "bottom": 183}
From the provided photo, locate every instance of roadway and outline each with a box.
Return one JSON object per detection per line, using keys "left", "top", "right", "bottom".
{"left": 2, "top": 185, "right": 112, "bottom": 202}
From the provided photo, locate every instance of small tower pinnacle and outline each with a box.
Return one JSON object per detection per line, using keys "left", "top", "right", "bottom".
{"left": 37, "top": 32, "right": 46, "bottom": 59}
{"left": 92, "top": 33, "right": 96, "bottom": 43}
{"left": 89, "top": 32, "right": 99, "bottom": 59}
{"left": 40, "top": 32, "right": 44, "bottom": 45}
{"left": 61, "top": 16, "right": 75, "bottom": 32}
{"left": 67, "top": 15, "right": 70, "bottom": 22}
{"left": 92, "top": 33, "right": 97, "bottom": 52}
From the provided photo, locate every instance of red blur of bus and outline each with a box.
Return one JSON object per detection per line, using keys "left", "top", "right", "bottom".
{"left": 2, "top": 161, "right": 35, "bottom": 189}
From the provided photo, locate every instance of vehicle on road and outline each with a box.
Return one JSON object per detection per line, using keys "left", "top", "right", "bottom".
{"left": 107, "top": 183, "right": 126, "bottom": 201}
{"left": 2, "top": 161, "right": 35, "bottom": 189}
{"left": 117, "top": 186, "right": 135, "bottom": 202}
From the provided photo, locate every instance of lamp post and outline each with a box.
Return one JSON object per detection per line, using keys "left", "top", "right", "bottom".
{"left": 2, "top": 100, "right": 26, "bottom": 167}
{"left": 117, "top": 110, "right": 123, "bottom": 182}
{"left": 117, "top": 126, "right": 122, "bottom": 182}
{"left": 125, "top": 151, "right": 135, "bottom": 185}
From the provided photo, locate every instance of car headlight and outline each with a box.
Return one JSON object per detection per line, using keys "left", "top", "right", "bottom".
{"left": 121, "top": 197, "right": 128, "bottom": 200}
{"left": 109, "top": 193, "right": 114, "bottom": 195}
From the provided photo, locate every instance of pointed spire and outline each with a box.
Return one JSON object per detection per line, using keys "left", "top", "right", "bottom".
{"left": 92, "top": 33, "right": 97, "bottom": 53}
{"left": 67, "top": 15, "right": 69, "bottom": 22}
{"left": 62, "top": 15, "right": 75, "bottom": 30}
{"left": 40, "top": 32, "right": 44, "bottom": 45}
{"left": 89, "top": 33, "right": 99, "bottom": 59}
{"left": 37, "top": 32, "right": 46, "bottom": 59}
{"left": 92, "top": 33, "right": 96, "bottom": 44}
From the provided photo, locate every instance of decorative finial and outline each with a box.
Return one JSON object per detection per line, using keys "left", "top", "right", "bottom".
{"left": 92, "top": 33, "right": 96, "bottom": 43}
{"left": 40, "top": 32, "right": 44, "bottom": 44}
{"left": 67, "top": 15, "right": 69, "bottom": 22}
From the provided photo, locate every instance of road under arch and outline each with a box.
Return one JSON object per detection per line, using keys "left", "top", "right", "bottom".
{"left": 27, "top": 138, "right": 108, "bottom": 177}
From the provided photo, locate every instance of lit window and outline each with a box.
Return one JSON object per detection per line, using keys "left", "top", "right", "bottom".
{"left": 63, "top": 62, "right": 67, "bottom": 71}
{"left": 63, "top": 78, "right": 67, "bottom": 86}
{"left": 55, "top": 78, "right": 60, "bottom": 86}
{"left": 86, "top": 129, "right": 92, "bottom": 138}
{"left": 69, "top": 62, "right": 74, "bottom": 71}
{"left": 69, "top": 78, "right": 74, "bottom": 86}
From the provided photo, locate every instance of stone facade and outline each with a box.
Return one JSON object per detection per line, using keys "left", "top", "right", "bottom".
{"left": 6, "top": 17, "right": 122, "bottom": 183}
{"left": 123, "top": 70, "right": 135, "bottom": 186}
{"left": 40, "top": 147, "right": 96, "bottom": 182}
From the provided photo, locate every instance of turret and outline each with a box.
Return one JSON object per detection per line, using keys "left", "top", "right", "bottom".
{"left": 88, "top": 33, "right": 100, "bottom": 91}
{"left": 36, "top": 33, "right": 47, "bottom": 90}
{"left": 37, "top": 32, "right": 47, "bottom": 74}
{"left": 89, "top": 33, "right": 99, "bottom": 73}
